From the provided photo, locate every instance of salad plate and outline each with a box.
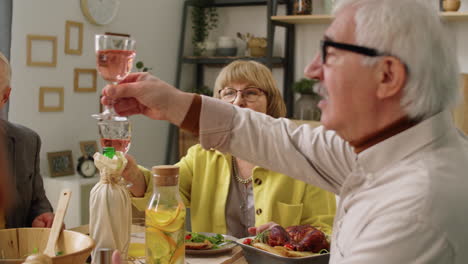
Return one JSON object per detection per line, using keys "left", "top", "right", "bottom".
{"left": 185, "top": 232, "right": 238, "bottom": 255}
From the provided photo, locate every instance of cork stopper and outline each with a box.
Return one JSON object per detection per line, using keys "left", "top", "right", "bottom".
{"left": 152, "top": 165, "right": 179, "bottom": 186}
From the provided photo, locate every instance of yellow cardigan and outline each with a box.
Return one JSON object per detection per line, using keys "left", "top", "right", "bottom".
{"left": 132, "top": 144, "right": 336, "bottom": 235}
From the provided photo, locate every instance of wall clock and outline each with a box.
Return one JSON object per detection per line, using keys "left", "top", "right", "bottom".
{"left": 77, "top": 155, "right": 97, "bottom": 178}
{"left": 81, "top": 0, "right": 120, "bottom": 26}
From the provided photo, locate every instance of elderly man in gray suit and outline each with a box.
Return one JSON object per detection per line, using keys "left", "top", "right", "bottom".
{"left": 0, "top": 52, "right": 54, "bottom": 228}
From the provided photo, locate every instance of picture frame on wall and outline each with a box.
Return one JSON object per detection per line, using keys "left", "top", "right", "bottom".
{"left": 65, "top": 20, "right": 83, "bottom": 55}
{"left": 47, "top": 150, "right": 75, "bottom": 177}
{"left": 74, "top": 68, "right": 97, "bottom": 92}
{"left": 39, "top": 87, "right": 64, "bottom": 112}
{"left": 26, "top": 34, "right": 57, "bottom": 67}
{"left": 80, "top": 140, "right": 99, "bottom": 157}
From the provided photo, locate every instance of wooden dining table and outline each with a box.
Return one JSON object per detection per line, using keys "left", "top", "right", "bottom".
{"left": 70, "top": 225, "right": 249, "bottom": 264}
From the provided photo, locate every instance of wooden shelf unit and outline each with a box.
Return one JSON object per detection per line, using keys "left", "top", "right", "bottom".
{"left": 182, "top": 56, "right": 285, "bottom": 67}
{"left": 272, "top": 12, "right": 468, "bottom": 24}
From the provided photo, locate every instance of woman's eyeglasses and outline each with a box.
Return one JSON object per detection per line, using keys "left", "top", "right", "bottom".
{"left": 219, "top": 87, "right": 267, "bottom": 103}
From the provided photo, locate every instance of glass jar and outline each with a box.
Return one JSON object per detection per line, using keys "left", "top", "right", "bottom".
{"left": 146, "top": 165, "right": 186, "bottom": 264}
{"left": 293, "top": 0, "right": 312, "bottom": 15}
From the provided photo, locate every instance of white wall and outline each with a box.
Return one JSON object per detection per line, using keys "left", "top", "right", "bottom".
{"left": 9, "top": 0, "right": 184, "bottom": 176}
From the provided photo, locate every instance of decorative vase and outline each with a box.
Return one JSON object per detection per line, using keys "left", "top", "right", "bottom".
{"left": 293, "top": 94, "right": 321, "bottom": 121}
{"left": 443, "top": 0, "right": 461, "bottom": 11}
{"left": 204, "top": 40, "right": 217, "bottom": 57}
{"left": 248, "top": 37, "right": 267, "bottom": 57}
{"left": 216, "top": 36, "right": 237, "bottom": 56}
{"left": 293, "top": 0, "right": 312, "bottom": 15}
{"left": 194, "top": 42, "right": 205, "bottom": 56}
{"left": 324, "top": 0, "right": 335, "bottom": 14}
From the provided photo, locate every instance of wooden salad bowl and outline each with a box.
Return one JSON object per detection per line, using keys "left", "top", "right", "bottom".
{"left": 0, "top": 228, "right": 94, "bottom": 264}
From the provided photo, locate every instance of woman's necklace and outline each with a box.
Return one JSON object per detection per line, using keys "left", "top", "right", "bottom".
{"left": 232, "top": 158, "right": 252, "bottom": 184}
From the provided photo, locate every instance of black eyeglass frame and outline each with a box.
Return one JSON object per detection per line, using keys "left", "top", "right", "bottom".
{"left": 321, "top": 39, "right": 391, "bottom": 64}
{"left": 218, "top": 87, "right": 268, "bottom": 103}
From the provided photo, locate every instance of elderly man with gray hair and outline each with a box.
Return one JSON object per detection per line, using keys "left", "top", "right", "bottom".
{"left": 102, "top": 0, "right": 468, "bottom": 263}
{"left": 0, "top": 52, "right": 54, "bottom": 229}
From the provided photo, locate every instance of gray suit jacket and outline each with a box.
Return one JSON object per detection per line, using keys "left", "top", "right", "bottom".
{"left": 1, "top": 120, "right": 53, "bottom": 228}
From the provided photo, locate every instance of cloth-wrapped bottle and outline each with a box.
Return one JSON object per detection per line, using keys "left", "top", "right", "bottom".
{"left": 89, "top": 150, "right": 131, "bottom": 263}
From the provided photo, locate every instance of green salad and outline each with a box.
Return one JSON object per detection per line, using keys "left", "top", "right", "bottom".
{"left": 185, "top": 232, "right": 226, "bottom": 249}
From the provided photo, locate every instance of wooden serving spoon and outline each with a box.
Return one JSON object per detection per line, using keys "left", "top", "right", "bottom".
{"left": 43, "top": 189, "right": 72, "bottom": 257}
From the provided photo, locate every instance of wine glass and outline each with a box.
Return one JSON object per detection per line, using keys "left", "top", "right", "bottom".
{"left": 93, "top": 34, "right": 136, "bottom": 121}
{"left": 98, "top": 120, "right": 132, "bottom": 154}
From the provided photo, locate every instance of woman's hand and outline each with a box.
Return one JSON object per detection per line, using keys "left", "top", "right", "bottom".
{"left": 102, "top": 73, "right": 194, "bottom": 126}
{"left": 123, "top": 154, "right": 147, "bottom": 197}
{"left": 248, "top": 221, "right": 279, "bottom": 235}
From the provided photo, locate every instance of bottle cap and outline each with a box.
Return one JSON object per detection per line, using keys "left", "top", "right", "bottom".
{"left": 152, "top": 165, "right": 179, "bottom": 186}
{"left": 103, "top": 147, "right": 115, "bottom": 159}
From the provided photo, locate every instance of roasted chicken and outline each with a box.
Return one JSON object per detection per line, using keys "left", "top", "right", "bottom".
{"left": 285, "top": 225, "right": 330, "bottom": 252}
{"left": 254, "top": 224, "right": 330, "bottom": 253}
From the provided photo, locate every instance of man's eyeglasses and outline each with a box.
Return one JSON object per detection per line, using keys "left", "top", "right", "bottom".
{"left": 320, "top": 39, "right": 390, "bottom": 64}
{"left": 219, "top": 87, "right": 267, "bottom": 103}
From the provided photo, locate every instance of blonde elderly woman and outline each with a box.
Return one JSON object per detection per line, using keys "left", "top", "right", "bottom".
{"left": 124, "top": 60, "right": 336, "bottom": 238}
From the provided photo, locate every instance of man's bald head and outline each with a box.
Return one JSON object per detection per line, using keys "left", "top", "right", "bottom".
{"left": 0, "top": 52, "right": 11, "bottom": 90}
{"left": 0, "top": 52, "right": 11, "bottom": 109}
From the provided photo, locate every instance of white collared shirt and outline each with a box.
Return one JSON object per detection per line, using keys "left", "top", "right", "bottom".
{"left": 198, "top": 96, "right": 468, "bottom": 264}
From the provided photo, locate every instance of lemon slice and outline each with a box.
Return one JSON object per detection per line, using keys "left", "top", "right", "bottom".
{"left": 157, "top": 210, "right": 186, "bottom": 233}
{"left": 169, "top": 244, "right": 185, "bottom": 264}
{"left": 146, "top": 202, "right": 183, "bottom": 227}
{"left": 146, "top": 227, "right": 172, "bottom": 257}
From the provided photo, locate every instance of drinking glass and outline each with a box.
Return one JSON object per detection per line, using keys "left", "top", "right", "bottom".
{"left": 93, "top": 34, "right": 136, "bottom": 121}
{"left": 98, "top": 120, "right": 132, "bottom": 154}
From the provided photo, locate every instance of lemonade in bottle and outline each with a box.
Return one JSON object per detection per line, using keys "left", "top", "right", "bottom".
{"left": 146, "top": 165, "right": 186, "bottom": 264}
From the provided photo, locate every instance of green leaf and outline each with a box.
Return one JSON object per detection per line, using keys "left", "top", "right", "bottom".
{"left": 136, "top": 61, "right": 144, "bottom": 69}
{"left": 292, "top": 78, "right": 320, "bottom": 97}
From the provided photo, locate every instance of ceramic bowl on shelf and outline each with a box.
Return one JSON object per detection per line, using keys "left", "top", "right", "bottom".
{"left": 216, "top": 47, "right": 238, "bottom": 56}
{"left": 443, "top": 0, "right": 461, "bottom": 11}
{"left": 216, "top": 36, "right": 238, "bottom": 56}
{"left": 217, "top": 36, "right": 237, "bottom": 49}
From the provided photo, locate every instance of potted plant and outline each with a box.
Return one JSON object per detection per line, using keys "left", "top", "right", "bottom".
{"left": 186, "top": 85, "right": 213, "bottom": 97}
{"left": 292, "top": 78, "right": 321, "bottom": 121}
{"left": 191, "top": 0, "right": 218, "bottom": 56}
{"left": 135, "top": 61, "right": 152, "bottom": 72}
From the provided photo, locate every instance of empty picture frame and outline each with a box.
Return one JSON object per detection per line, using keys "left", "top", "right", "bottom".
{"left": 39, "top": 87, "right": 64, "bottom": 112}
{"left": 80, "top": 140, "right": 99, "bottom": 157}
{"left": 74, "top": 68, "right": 97, "bottom": 92}
{"left": 65, "top": 20, "right": 83, "bottom": 55}
{"left": 47, "top": 150, "right": 74, "bottom": 177}
{"left": 27, "top": 35, "right": 57, "bottom": 67}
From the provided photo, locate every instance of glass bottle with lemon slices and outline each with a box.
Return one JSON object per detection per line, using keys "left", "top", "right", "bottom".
{"left": 146, "top": 165, "right": 186, "bottom": 264}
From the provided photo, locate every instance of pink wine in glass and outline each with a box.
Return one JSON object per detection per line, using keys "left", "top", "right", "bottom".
{"left": 97, "top": 49, "right": 136, "bottom": 84}
{"left": 100, "top": 138, "right": 131, "bottom": 154}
